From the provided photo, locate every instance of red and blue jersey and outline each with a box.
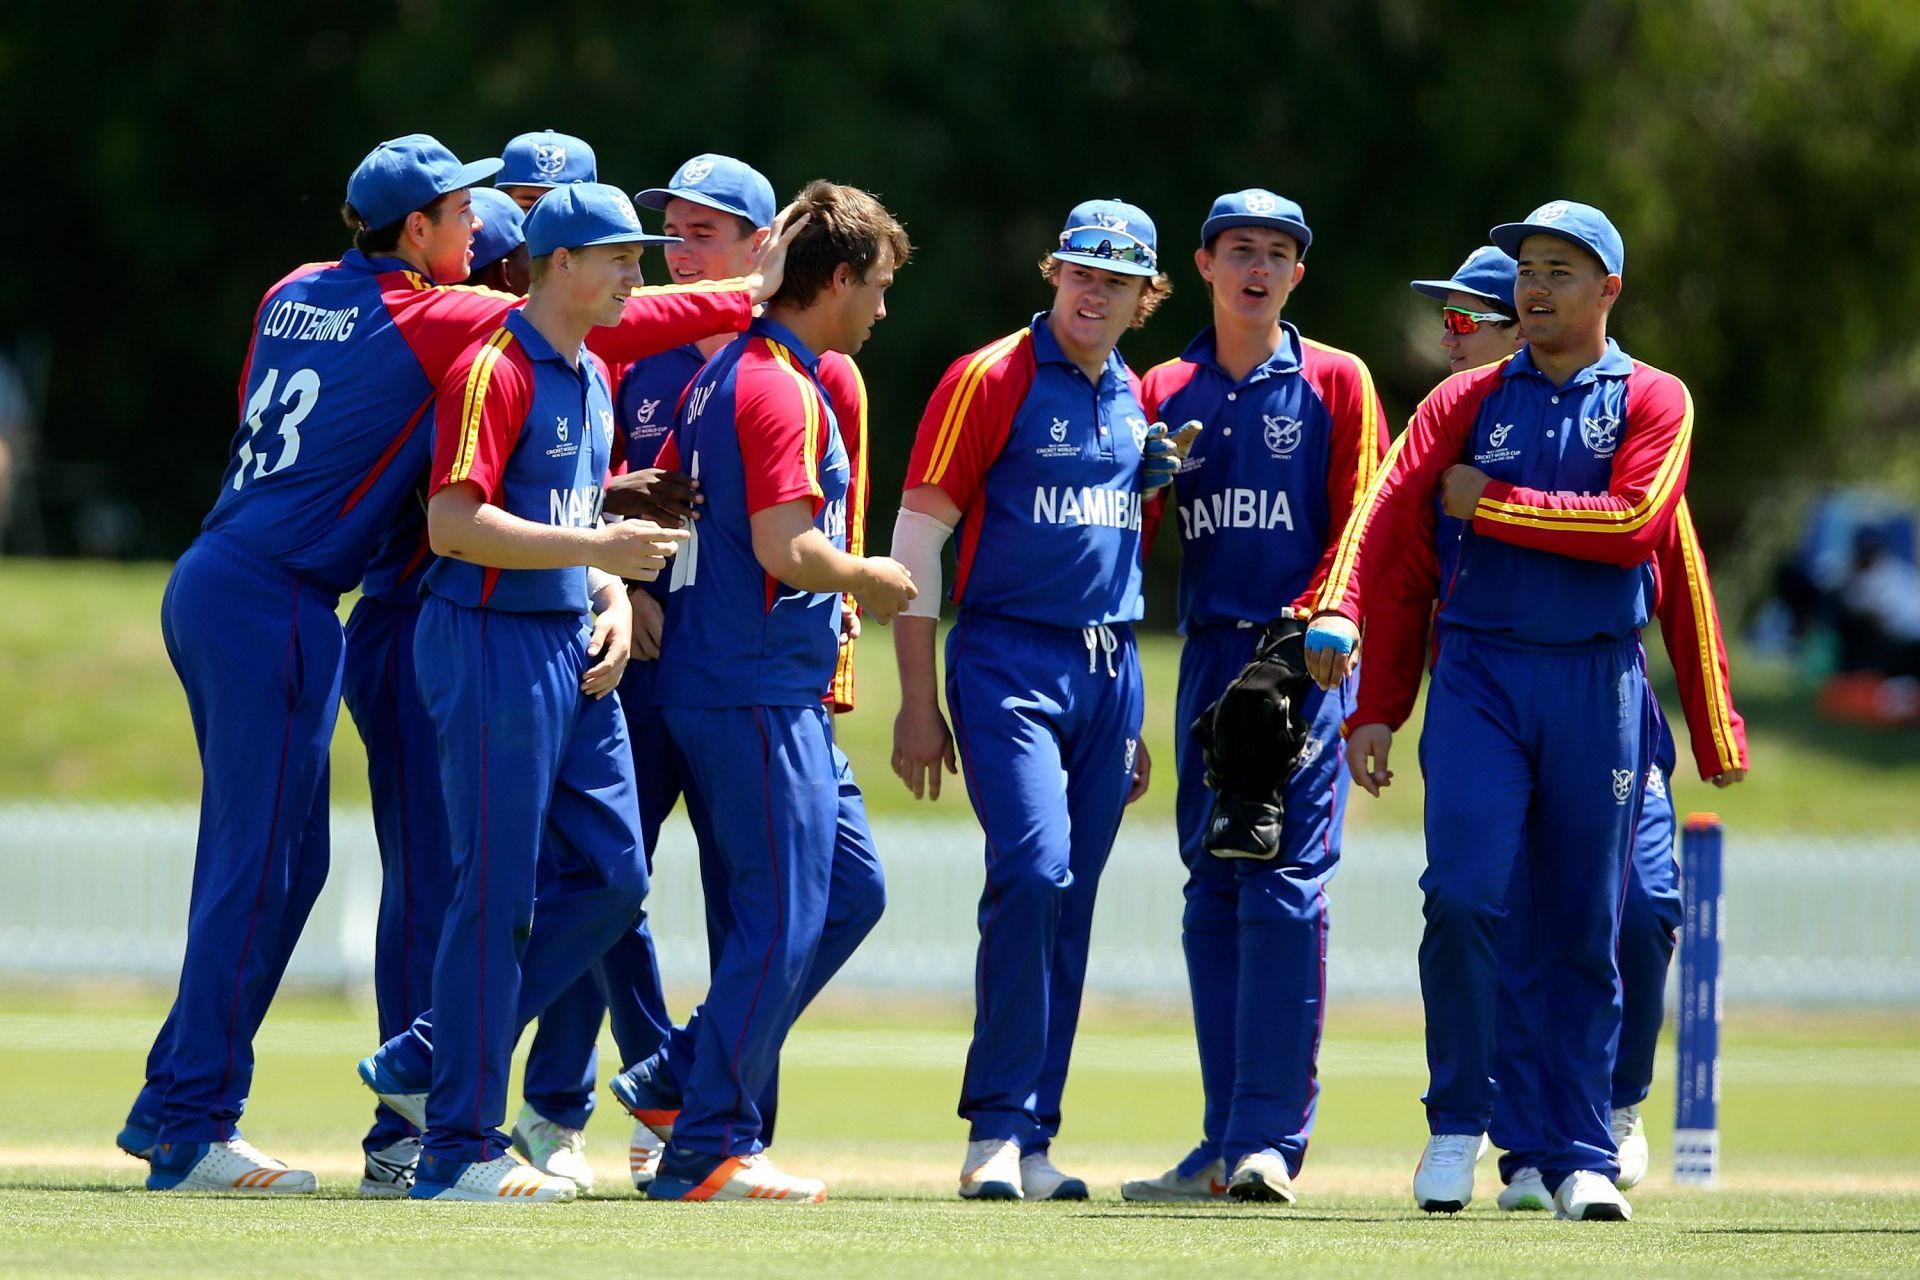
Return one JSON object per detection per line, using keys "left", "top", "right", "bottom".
{"left": 613, "top": 343, "right": 706, "bottom": 476}
{"left": 358, "top": 498, "right": 433, "bottom": 604}
{"left": 1319, "top": 339, "right": 1692, "bottom": 646}
{"left": 424, "top": 310, "right": 617, "bottom": 615}
{"left": 905, "top": 314, "right": 1148, "bottom": 629}
{"left": 654, "top": 318, "right": 851, "bottom": 708}
{"left": 195, "top": 250, "right": 753, "bottom": 595}
{"left": 1139, "top": 322, "right": 1386, "bottom": 631}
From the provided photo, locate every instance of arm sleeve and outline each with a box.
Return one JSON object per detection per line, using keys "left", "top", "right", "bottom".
{"left": 1311, "top": 369, "right": 1489, "bottom": 623}
{"left": 737, "top": 347, "right": 830, "bottom": 517}
{"left": 430, "top": 333, "right": 530, "bottom": 505}
{"left": 904, "top": 332, "right": 1027, "bottom": 510}
{"left": 1346, "top": 494, "right": 1440, "bottom": 734}
{"left": 1295, "top": 349, "right": 1390, "bottom": 616}
{"left": 654, "top": 432, "right": 681, "bottom": 474}
{"left": 1471, "top": 367, "right": 1693, "bottom": 568}
{"left": 818, "top": 353, "right": 870, "bottom": 711}
{"left": 585, "top": 282, "right": 754, "bottom": 365}
{"left": 392, "top": 280, "right": 521, "bottom": 384}
{"left": 1652, "top": 497, "right": 1751, "bottom": 779}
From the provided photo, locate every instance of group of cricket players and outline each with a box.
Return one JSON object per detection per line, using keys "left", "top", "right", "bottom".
{"left": 119, "top": 127, "right": 1748, "bottom": 1219}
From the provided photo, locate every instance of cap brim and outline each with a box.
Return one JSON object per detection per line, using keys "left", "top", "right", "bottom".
{"left": 1050, "top": 249, "right": 1157, "bottom": 278}
{"left": 496, "top": 178, "right": 559, "bottom": 191}
{"left": 443, "top": 157, "right": 504, "bottom": 195}
{"left": 1202, "top": 216, "right": 1312, "bottom": 251}
{"left": 1409, "top": 278, "right": 1506, "bottom": 305}
{"left": 1491, "top": 222, "right": 1613, "bottom": 271}
{"left": 635, "top": 186, "right": 758, "bottom": 223}
{"left": 581, "top": 231, "right": 682, "bottom": 248}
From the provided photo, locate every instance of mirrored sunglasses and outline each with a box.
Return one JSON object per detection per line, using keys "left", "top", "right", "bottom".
{"left": 1442, "top": 305, "right": 1514, "bottom": 335}
{"left": 1057, "top": 225, "right": 1157, "bottom": 271}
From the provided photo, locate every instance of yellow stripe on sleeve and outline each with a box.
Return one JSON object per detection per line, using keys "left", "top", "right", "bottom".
{"left": 1675, "top": 497, "right": 1741, "bottom": 772}
{"left": 925, "top": 331, "right": 1026, "bottom": 485}
{"left": 1313, "top": 428, "right": 1410, "bottom": 615}
{"left": 767, "top": 341, "right": 824, "bottom": 500}
{"left": 1473, "top": 383, "right": 1694, "bottom": 533}
{"left": 845, "top": 358, "right": 870, "bottom": 558}
{"left": 447, "top": 329, "right": 516, "bottom": 484}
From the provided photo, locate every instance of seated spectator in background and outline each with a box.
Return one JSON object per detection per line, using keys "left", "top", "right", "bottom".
{"left": 1840, "top": 527, "right": 1920, "bottom": 678}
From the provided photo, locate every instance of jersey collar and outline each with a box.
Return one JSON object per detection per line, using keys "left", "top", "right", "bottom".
{"left": 749, "top": 315, "right": 823, "bottom": 373}
{"left": 1180, "top": 320, "right": 1303, "bottom": 383}
{"left": 1501, "top": 337, "right": 1634, "bottom": 389}
{"left": 1029, "top": 311, "right": 1126, "bottom": 385}
{"left": 503, "top": 308, "right": 578, "bottom": 367}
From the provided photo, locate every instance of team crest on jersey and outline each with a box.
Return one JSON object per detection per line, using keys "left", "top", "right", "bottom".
{"left": 1478, "top": 421, "right": 1522, "bottom": 466}
{"left": 534, "top": 145, "right": 568, "bottom": 178}
{"left": 634, "top": 397, "right": 662, "bottom": 426}
{"left": 1490, "top": 423, "right": 1513, "bottom": 448}
{"left": 1534, "top": 200, "right": 1571, "bottom": 224}
{"left": 599, "top": 408, "right": 615, "bottom": 447}
{"left": 680, "top": 157, "right": 714, "bottom": 185}
{"left": 1051, "top": 417, "right": 1069, "bottom": 442}
{"left": 556, "top": 416, "right": 569, "bottom": 442}
{"left": 1244, "top": 191, "right": 1279, "bottom": 215}
{"left": 1582, "top": 414, "right": 1620, "bottom": 458}
{"left": 1611, "top": 768, "right": 1634, "bottom": 805}
{"left": 1263, "top": 413, "right": 1302, "bottom": 458}
{"left": 1127, "top": 415, "right": 1149, "bottom": 451}
{"left": 1646, "top": 765, "right": 1667, "bottom": 800}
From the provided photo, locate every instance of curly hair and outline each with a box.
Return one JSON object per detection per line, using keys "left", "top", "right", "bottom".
{"left": 1037, "top": 256, "right": 1173, "bottom": 329}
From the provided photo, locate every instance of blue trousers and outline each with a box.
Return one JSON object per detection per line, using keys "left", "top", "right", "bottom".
{"left": 645, "top": 739, "right": 884, "bottom": 1141}
{"left": 340, "top": 597, "right": 454, "bottom": 1153}
{"left": 660, "top": 703, "right": 879, "bottom": 1157}
{"left": 516, "top": 659, "right": 685, "bottom": 1131}
{"left": 1173, "top": 626, "right": 1353, "bottom": 1178}
{"left": 1491, "top": 717, "right": 1682, "bottom": 1179}
{"left": 131, "top": 534, "right": 340, "bottom": 1145}
{"left": 946, "top": 614, "right": 1145, "bottom": 1152}
{"left": 1417, "top": 630, "right": 1647, "bottom": 1191}
{"left": 389, "top": 598, "right": 651, "bottom": 1175}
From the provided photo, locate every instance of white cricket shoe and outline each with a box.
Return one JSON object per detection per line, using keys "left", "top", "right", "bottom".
{"left": 146, "top": 1137, "right": 317, "bottom": 1194}
{"left": 1120, "top": 1158, "right": 1228, "bottom": 1203}
{"left": 1612, "top": 1104, "right": 1648, "bottom": 1189}
{"left": 630, "top": 1120, "right": 663, "bottom": 1190}
{"left": 510, "top": 1103, "right": 595, "bottom": 1194}
{"left": 1554, "top": 1168, "right": 1633, "bottom": 1221}
{"left": 1227, "top": 1150, "right": 1296, "bottom": 1204}
{"left": 1496, "top": 1166, "right": 1551, "bottom": 1211}
{"left": 1020, "top": 1150, "right": 1088, "bottom": 1200}
{"left": 360, "top": 1137, "right": 419, "bottom": 1198}
{"left": 412, "top": 1154, "right": 576, "bottom": 1202}
{"left": 958, "top": 1137, "right": 1023, "bottom": 1200}
{"left": 646, "top": 1151, "right": 827, "bottom": 1202}
{"left": 1412, "top": 1133, "right": 1481, "bottom": 1213}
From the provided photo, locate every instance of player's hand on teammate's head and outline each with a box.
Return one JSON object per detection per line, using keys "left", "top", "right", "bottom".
{"left": 1303, "top": 613, "right": 1360, "bottom": 690}
{"left": 1346, "top": 723, "right": 1394, "bottom": 797}
{"left": 748, "top": 205, "right": 814, "bottom": 305}
{"left": 1141, "top": 419, "right": 1203, "bottom": 492}
{"left": 892, "top": 701, "right": 958, "bottom": 801}
{"left": 603, "top": 468, "right": 703, "bottom": 523}
{"left": 854, "top": 555, "right": 916, "bottom": 625}
{"left": 595, "top": 519, "right": 691, "bottom": 582}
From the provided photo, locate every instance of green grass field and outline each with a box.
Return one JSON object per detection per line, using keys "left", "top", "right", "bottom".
{"left": 2, "top": 989, "right": 1917, "bottom": 1278}
{"left": 5, "top": 560, "right": 1919, "bottom": 831}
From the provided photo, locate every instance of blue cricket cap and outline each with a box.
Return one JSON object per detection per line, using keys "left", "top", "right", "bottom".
{"left": 346, "top": 134, "right": 502, "bottom": 231}
{"left": 636, "top": 154, "right": 778, "bottom": 229}
{"left": 1410, "top": 245, "right": 1518, "bottom": 311}
{"left": 497, "top": 130, "right": 598, "bottom": 189}
{"left": 1491, "top": 200, "right": 1624, "bottom": 276}
{"left": 524, "top": 182, "right": 680, "bottom": 258}
{"left": 467, "top": 188, "right": 527, "bottom": 272}
{"left": 1201, "top": 188, "right": 1312, "bottom": 253}
{"left": 1052, "top": 199, "right": 1159, "bottom": 278}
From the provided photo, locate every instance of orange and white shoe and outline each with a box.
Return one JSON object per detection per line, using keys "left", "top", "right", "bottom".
{"left": 647, "top": 1150, "right": 826, "bottom": 1203}
{"left": 410, "top": 1153, "right": 576, "bottom": 1202}
{"left": 630, "top": 1121, "right": 664, "bottom": 1190}
{"left": 146, "top": 1137, "right": 317, "bottom": 1194}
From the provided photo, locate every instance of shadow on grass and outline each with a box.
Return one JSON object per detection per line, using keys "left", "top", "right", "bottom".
{"left": 1683, "top": 1227, "right": 1920, "bottom": 1236}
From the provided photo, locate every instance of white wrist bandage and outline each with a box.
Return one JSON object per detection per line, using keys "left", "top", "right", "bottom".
{"left": 891, "top": 507, "right": 954, "bottom": 620}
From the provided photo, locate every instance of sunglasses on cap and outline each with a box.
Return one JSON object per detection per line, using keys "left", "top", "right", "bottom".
{"left": 1442, "top": 305, "right": 1515, "bottom": 335}
{"left": 1058, "top": 225, "right": 1158, "bottom": 271}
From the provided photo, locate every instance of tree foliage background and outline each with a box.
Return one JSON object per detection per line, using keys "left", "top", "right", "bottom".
{"left": 5, "top": 0, "right": 1918, "bottom": 606}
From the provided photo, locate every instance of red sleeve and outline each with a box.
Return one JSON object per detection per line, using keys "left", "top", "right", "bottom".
{"left": 430, "top": 329, "right": 532, "bottom": 505}
{"left": 1312, "top": 366, "right": 1495, "bottom": 623}
{"left": 1136, "top": 358, "right": 1196, "bottom": 562}
{"left": 1296, "top": 342, "right": 1390, "bottom": 615}
{"left": 1652, "top": 497, "right": 1750, "bottom": 779}
{"left": 585, "top": 282, "right": 754, "bottom": 365}
{"left": 737, "top": 340, "right": 831, "bottom": 517}
{"left": 1471, "top": 364, "right": 1693, "bottom": 568}
{"left": 238, "top": 262, "right": 336, "bottom": 416}
{"left": 387, "top": 274, "right": 521, "bottom": 385}
{"left": 655, "top": 432, "right": 681, "bottom": 474}
{"left": 1347, "top": 489, "right": 1440, "bottom": 734}
{"left": 904, "top": 330, "right": 1033, "bottom": 509}
{"left": 817, "top": 352, "right": 868, "bottom": 712}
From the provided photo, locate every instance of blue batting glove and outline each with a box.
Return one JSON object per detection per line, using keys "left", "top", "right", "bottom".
{"left": 1304, "top": 625, "right": 1356, "bottom": 656}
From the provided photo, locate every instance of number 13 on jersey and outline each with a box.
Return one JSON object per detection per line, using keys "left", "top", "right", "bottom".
{"left": 234, "top": 367, "right": 320, "bottom": 489}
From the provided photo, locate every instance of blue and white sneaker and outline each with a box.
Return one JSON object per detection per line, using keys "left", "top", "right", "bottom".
{"left": 357, "top": 1053, "right": 429, "bottom": 1131}
{"left": 410, "top": 1153, "right": 575, "bottom": 1203}
{"left": 647, "top": 1146, "right": 825, "bottom": 1203}
{"left": 608, "top": 1058, "right": 681, "bottom": 1142}
{"left": 147, "top": 1137, "right": 317, "bottom": 1194}
{"left": 360, "top": 1137, "right": 420, "bottom": 1198}
{"left": 116, "top": 1112, "right": 160, "bottom": 1162}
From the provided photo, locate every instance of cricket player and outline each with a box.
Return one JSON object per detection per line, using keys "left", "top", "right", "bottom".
{"left": 1390, "top": 246, "right": 1750, "bottom": 1208}
{"left": 619, "top": 180, "right": 912, "bottom": 1203}
{"left": 1121, "top": 190, "right": 1387, "bottom": 1205}
{"left": 891, "top": 199, "right": 1180, "bottom": 1201}
{"left": 123, "top": 133, "right": 773, "bottom": 1195}
{"left": 497, "top": 129, "right": 597, "bottom": 212}
{"left": 1308, "top": 201, "right": 1693, "bottom": 1222}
